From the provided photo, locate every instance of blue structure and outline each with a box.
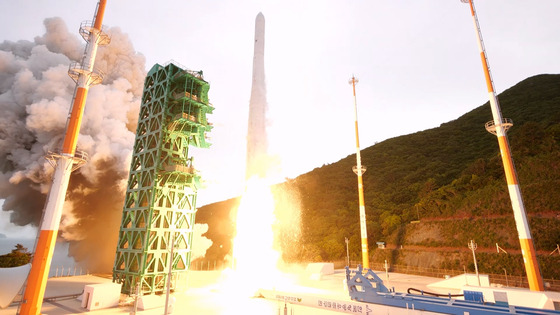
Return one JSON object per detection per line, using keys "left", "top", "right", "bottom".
{"left": 346, "top": 266, "right": 560, "bottom": 315}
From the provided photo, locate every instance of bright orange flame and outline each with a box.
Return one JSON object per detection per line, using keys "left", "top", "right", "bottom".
{"left": 232, "top": 178, "right": 280, "bottom": 274}
{"left": 192, "top": 174, "right": 302, "bottom": 314}
{"left": 219, "top": 175, "right": 301, "bottom": 298}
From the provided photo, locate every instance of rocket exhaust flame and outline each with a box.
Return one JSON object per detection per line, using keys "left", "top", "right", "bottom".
{"left": 220, "top": 12, "right": 302, "bottom": 298}
{"left": 229, "top": 12, "right": 277, "bottom": 290}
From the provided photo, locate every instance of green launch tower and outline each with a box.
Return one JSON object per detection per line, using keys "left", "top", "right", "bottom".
{"left": 113, "top": 62, "right": 213, "bottom": 294}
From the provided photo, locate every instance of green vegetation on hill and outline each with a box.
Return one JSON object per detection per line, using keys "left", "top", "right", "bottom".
{"left": 197, "top": 74, "right": 560, "bottom": 278}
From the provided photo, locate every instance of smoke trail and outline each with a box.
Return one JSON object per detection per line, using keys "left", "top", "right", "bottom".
{"left": 0, "top": 17, "right": 145, "bottom": 272}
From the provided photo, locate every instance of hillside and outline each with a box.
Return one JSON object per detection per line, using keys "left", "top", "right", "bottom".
{"left": 196, "top": 74, "right": 560, "bottom": 278}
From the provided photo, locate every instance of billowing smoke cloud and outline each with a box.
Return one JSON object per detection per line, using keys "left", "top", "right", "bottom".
{"left": 0, "top": 17, "right": 145, "bottom": 272}
{"left": 192, "top": 224, "right": 213, "bottom": 260}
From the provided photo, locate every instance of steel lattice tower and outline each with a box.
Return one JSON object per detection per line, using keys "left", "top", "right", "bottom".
{"left": 113, "top": 62, "right": 213, "bottom": 294}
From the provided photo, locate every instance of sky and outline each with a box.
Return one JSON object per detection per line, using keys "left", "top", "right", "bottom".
{"left": 1, "top": 0, "right": 559, "bottom": 216}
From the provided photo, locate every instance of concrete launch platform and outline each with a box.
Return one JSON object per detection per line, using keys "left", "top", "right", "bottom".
{"left": 0, "top": 269, "right": 460, "bottom": 314}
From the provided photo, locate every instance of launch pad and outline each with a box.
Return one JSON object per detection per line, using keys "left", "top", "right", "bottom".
{"left": 0, "top": 268, "right": 460, "bottom": 315}
{"left": 7, "top": 267, "right": 559, "bottom": 314}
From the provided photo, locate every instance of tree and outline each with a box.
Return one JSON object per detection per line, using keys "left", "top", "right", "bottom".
{"left": 0, "top": 244, "right": 32, "bottom": 267}
{"left": 380, "top": 212, "right": 402, "bottom": 237}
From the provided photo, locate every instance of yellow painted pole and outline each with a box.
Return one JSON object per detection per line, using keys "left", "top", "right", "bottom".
{"left": 349, "top": 76, "right": 369, "bottom": 269}
{"left": 462, "top": 0, "right": 544, "bottom": 291}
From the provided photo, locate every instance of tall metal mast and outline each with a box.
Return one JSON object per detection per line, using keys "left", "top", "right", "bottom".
{"left": 20, "top": 1, "right": 110, "bottom": 314}
{"left": 349, "top": 76, "right": 369, "bottom": 269}
{"left": 461, "top": 0, "right": 544, "bottom": 291}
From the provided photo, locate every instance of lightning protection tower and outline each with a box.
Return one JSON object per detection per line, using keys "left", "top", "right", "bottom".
{"left": 461, "top": 0, "right": 544, "bottom": 291}
{"left": 349, "top": 76, "right": 370, "bottom": 269}
{"left": 20, "top": 1, "right": 109, "bottom": 314}
{"left": 113, "top": 62, "right": 213, "bottom": 295}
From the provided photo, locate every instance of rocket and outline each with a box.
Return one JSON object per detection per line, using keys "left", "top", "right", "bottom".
{"left": 20, "top": 1, "right": 110, "bottom": 314}
{"left": 245, "top": 12, "right": 268, "bottom": 180}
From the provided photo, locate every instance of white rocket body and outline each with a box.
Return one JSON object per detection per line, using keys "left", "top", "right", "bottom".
{"left": 246, "top": 12, "right": 268, "bottom": 180}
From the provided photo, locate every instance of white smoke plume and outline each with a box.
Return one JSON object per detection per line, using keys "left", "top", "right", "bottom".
{"left": 0, "top": 17, "right": 145, "bottom": 272}
{"left": 192, "top": 224, "right": 213, "bottom": 260}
